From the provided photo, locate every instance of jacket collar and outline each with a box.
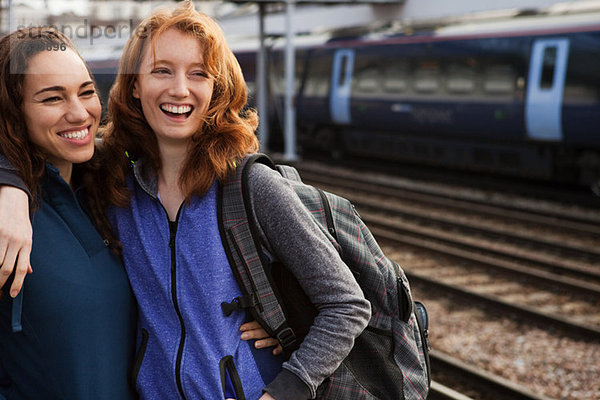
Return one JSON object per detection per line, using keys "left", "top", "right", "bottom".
{"left": 131, "top": 158, "right": 159, "bottom": 200}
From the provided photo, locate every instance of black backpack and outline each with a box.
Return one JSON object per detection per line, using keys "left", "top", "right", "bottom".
{"left": 218, "top": 153, "right": 430, "bottom": 399}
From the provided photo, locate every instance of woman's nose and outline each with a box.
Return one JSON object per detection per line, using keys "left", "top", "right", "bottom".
{"left": 65, "top": 99, "right": 89, "bottom": 123}
{"left": 169, "top": 73, "right": 190, "bottom": 98}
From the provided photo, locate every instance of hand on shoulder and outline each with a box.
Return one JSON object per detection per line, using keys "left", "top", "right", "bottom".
{"left": 0, "top": 186, "right": 33, "bottom": 297}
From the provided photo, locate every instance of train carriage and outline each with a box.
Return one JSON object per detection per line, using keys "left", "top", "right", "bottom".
{"left": 290, "top": 13, "right": 600, "bottom": 186}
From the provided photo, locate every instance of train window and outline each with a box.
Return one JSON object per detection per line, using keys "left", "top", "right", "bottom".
{"left": 304, "top": 55, "right": 331, "bottom": 97}
{"left": 563, "top": 85, "right": 598, "bottom": 103}
{"left": 414, "top": 62, "right": 440, "bottom": 94}
{"left": 268, "top": 55, "right": 284, "bottom": 95}
{"left": 338, "top": 56, "right": 348, "bottom": 88}
{"left": 564, "top": 48, "right": 600, "bottom": 104}
{"left": 304, "top": 78, "right": 327, "bottom": 97}
{"left": 268, "top": 53, "right": 303, "bottom": 96}
{"left": 305, "top": 77, "right": 327, "bottom": 97}
{"left": 446, "top": 63, "right": 476, "bottom": 94}
{"left": 354, "top": 67, "right": 380, "bottom": 93}
{"left": 483, "top": 65, "right": 516, "bottom": 94}
{"left": 295, "top": 55, "right": 305, "bottom": 92}
{"left": 270, "top": 74, "right": 284, "bottom": 95}
{"left": 540, "top": 46, "right": 557, "bottom": 89}
{"left": 383, "top": 61, "right": 409, "bottom": 93}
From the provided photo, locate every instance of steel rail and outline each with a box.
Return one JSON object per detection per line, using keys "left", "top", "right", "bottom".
{"left": 296, "top": 167, "right": 600, "bottom": 237}
{"left": 429, "top": 350, "right": 555, "bottom": 400}
{"left": 364, "top": 212, "right": 600, "bottom": 285}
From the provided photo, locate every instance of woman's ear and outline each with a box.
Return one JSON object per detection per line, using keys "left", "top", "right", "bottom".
{"left": 132, "top": 80, "right": 140, "bottom": 99}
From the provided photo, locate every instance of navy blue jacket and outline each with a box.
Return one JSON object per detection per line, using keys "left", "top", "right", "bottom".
{"left": 0, "top": 165, "right": 137, "bottom": 400}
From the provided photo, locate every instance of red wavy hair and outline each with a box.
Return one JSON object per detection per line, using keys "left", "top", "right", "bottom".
{"left": 94, "top": 0, "right": 258, "bottom": 209}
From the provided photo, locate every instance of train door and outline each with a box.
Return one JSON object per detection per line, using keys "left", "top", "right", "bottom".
{"left": 525, "top": 38, "right": 570, "bottom": 141}
{"left": 330, "top": 49, "right": 355, "bottom": 125}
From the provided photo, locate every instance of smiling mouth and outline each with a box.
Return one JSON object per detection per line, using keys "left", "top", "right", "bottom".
{"left": 160, "top": 104, "right": 193, "bottom": 119}
{"left": 57, "top": 126, "right": 90, "bottom": 140}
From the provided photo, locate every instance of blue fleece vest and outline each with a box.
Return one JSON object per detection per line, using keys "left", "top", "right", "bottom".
{"left": 108, "top": 177, "right": 283, "bottom": 400}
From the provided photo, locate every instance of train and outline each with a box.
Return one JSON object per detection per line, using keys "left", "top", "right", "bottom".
{"left": 87, "top": 11, "right": 600, "bottom": 189}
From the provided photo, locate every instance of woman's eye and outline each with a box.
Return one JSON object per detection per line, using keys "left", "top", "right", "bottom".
{"left": 81, "top": 89, "right": 96, "bottom": 96}
{"left": 41, "top": 96, "right": 61, "bottom": 103}
{"left": 193, "top": 71, "right": 208, "bottom": 78}
{"left": 152, "top": 68, "right": 170, "bottom": 75}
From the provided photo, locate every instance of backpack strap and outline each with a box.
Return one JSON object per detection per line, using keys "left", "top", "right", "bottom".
{"left": 275, "top": 164, "right": 302, "bottom": 182}
{"left": 276, "top": 164, "right": 337, "bottom": 239}
{"left": 217, "top": 153, "right": 298, "bottom": 352}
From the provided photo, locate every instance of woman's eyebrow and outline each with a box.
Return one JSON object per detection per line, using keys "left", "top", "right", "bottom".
{"left": 34, "top": 80, "right": 94, "bottom": 96}
{"left": 34, "top": 85, "right": 64, "bottom": 96}
{"left": 152, "top": 59, "right": 205, "bottom": 68}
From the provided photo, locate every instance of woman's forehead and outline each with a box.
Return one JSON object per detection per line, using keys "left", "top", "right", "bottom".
{"left": 23, "top": 49, "right": 91, "bottom": 92}
{"left": 144, "top": 28, "right": 206, "bottom": 65}
{"left": 25, "top": 48, "right": 87, "bottom": 76}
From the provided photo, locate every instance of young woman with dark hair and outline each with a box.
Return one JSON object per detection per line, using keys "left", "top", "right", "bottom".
{"left": 0, "top": 27, "right": 137, "bottom": 399}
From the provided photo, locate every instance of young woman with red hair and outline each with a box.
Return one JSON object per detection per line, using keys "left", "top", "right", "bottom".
{"left": 0, "top": 2, "right": 370, "bottom": 399}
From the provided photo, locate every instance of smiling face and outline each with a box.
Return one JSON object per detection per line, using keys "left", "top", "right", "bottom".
{"left": 133, "top": 28, "right": 214, "bottom": 150}
{"left": 21, "top": 48, "right": 100, "bottom": 179}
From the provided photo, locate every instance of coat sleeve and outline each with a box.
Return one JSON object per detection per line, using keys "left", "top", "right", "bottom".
{"left": 0, "top": 155, "right": 31, "bottom": 201}
{"left": 248, "top": 164, "right": 371, "bottom": 400}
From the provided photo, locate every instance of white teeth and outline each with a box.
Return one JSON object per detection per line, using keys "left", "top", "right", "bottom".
{"left": 161, "top": 104, "right": 192, "bottom": 114}
{"left": 59, "top": 128, "right": 89, "bottom": 140}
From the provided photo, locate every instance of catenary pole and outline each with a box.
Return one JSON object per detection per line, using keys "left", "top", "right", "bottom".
{"left": 283, "top": 0, "right": 297, "bottom": 160}
{"left": 257, "top": 2, "right": 270, "bottom": 151}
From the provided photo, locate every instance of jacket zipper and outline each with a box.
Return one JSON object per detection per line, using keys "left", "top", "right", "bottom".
{"left": 168, "top": 213, "right": 187, "bottom": 400}
{"left": 132, "top": 165, "right": 188, "bottom": 399}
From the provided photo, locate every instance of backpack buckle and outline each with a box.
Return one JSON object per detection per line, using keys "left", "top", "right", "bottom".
{"left": 277, "top": 327, "right": 297, "bottom": 350}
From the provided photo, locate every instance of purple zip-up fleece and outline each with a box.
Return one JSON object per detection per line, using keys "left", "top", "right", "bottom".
{"left": 108, "top": 176, "right": 283, "bottom": 400}
{"left": 107, "top": 158, "right": 371, "bottom": 400}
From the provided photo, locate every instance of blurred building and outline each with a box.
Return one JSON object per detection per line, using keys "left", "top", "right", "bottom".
{"left": 3, "top": 0, "right": 599, "bottom": 37}
{"left": 1, "top": 0, "right": 598, "bottom": 64}
{"left": 217, "top": 0, "right": 600, "bottom": 39}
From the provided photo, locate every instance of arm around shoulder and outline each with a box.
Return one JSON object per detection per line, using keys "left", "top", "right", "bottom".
{"left": 0, "top": 167, "right": 31, "bottom": 201}
{"left": 0, "top": 184, "right": 33, "bottom": 297}
{"left": 0, "top": 159, "right": 33, "bottom": 297}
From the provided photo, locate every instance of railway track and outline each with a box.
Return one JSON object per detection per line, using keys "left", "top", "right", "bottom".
{"left": 428, "top": 351, "right": 554, "bottom": 400}
{"left": 291, "top": 162, "right": 600, "bottom": 340}
{"left": 293, "top": 161, "right": 600, "bottom": 237}
{"left": 316, "top": 155, "right": 600, "bottom": 210}
{"left": 286, "top": 159, "right": 600, "bottom": 398}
